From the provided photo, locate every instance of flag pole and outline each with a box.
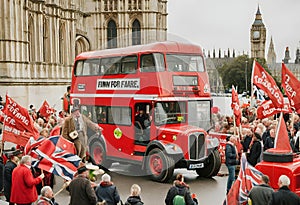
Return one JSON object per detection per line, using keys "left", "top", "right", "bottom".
{"left": 233, "top": 114, "right": 237, "bottom": 136}
{"left": 54, "top": 181, "right": 71, "bottom": 197}
{"left": 250, "top": 59, "right": 255, "bottom": 108}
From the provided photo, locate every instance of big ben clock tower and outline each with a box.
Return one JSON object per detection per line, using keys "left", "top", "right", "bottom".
{"left": 250, "top": 6, "right": 266, "bottom": 59}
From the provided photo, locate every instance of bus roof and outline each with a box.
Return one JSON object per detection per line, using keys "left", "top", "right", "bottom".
{"left": 76, "top": 41, "right": 203, "bottom": 59}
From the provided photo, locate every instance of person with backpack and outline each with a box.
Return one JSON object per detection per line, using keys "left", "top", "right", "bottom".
{"left": 165, "top": 174, "right": 198, "bottom": 205}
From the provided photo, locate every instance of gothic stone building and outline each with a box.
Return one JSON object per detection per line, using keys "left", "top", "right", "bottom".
{"left": 0, "top": 0, "right": 167, "bottom": 108}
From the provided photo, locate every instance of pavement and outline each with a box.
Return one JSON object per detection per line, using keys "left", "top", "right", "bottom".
{"left": 0, "top": 164, "right": 229, "bottom": 205}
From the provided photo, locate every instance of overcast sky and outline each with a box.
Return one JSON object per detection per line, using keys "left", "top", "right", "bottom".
{"left": 167, "top": 0, "right": 300, "bottom": 63}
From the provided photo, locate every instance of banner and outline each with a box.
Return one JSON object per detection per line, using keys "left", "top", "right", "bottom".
{"left": 231, "top": 85, "right": 241, "bottom": 126}
{"left": 256, "top": 100, "right": 291, "bottom": 119}
{"left": 252, "top": 60, "right": 284, "bottom": 108}
{"left": 282, "top": 63, "right": 300, "bottom": 113}
{"left": 2, "top": 95, "right": 39, "bottom": 146}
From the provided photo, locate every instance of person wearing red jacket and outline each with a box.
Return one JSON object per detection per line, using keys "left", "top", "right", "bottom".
{"left": 10, "top": 155, "right": 44, "bottom": 205}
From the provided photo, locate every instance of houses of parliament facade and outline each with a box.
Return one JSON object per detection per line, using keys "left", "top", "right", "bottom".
{"left": 0, "top": 0, "right": 167, "bottom": 107}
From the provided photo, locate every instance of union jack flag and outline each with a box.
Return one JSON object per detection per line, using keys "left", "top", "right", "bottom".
{"left": 224, "top": 153, "right": 263, "bottom": 205}
{"left": 25, "top": 135, "right": 80, "bottom": 181}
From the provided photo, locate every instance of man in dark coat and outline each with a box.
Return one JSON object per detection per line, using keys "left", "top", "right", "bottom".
{"left": 225, "top": 135, "right": 238, "bottom": 194}
{"left": 269, "top": 175, "right": 300, "bottom": 205}
{"left": 68, "top": 166, "right": 97, "bottom": 205}
{"left": 95, "top": 173, "right": 120, "bottom": 205}
{"left": 165, "top": 174, "right": 198, "bottom": 205}
{"left": 249, "top": 174, "right": 274, "bottom": 205}
{"left": 264, "top": 127, "right": 275, "bottom": 151}
{"left": 4, "top": 150, "right": 21, "bottom": 205}
{"left": 247, "top": 132, "right": 262, "bottom": 167}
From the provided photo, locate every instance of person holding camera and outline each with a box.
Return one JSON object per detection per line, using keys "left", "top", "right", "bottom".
{"left": 225, "top": 135, "right": 238, "bottom": 194}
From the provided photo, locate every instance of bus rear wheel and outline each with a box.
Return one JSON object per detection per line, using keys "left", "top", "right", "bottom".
{"left": 196, "top": 149, "right": 221, "bottom": 178}
{"left": 146, "top": 148, "right": 174, "bottom": 183}
{"left": 89, "top": 140, "right": 112, "bottom": 169}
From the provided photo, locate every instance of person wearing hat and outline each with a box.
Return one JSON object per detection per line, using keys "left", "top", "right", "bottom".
{"left": 95, "top": 173, "right": 121, "bottom": 205}
{"left": 246, "top": 132, "right": 262, "bottom": 167}
{"left": 62, "top": 105, "right": 103, "bottom": 161}
{"left": 68, "top": 165, "right": 97, "bottom": 205}
{"left": 3, "top": 149, "right": 22, "bottom": 205}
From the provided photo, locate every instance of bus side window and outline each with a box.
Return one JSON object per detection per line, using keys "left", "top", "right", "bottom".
{"left": 122, "top": 62, "right": 136, "bottom": 73}
{"left": 141, "top": 54, "right": 155, "bottom": 72}
{"left": 121, "top": 56, "right": 137, "bottom": 74}
{"left": 106, "top": 63, "right": 119, "bottom": 74}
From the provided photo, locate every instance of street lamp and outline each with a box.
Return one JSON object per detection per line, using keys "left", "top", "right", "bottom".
{"left": 245, "top": 60, "right": 248, "bottom": 95}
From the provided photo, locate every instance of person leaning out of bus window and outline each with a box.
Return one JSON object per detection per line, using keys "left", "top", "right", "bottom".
{"left": 135, "top": 110, "right": 150, "bottom": 130}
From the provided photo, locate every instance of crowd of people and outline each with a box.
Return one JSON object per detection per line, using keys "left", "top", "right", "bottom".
{"left": 2, "top": 87, "right": 300, "bottom": 204}
{"left": 218, "top": 103, "right": 300, "bottom": 203}
{"left": 0, "top": 151, "right": 199, "bottom": 205}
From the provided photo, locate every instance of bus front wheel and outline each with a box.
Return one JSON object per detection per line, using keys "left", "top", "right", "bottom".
{"left": 146, "top": 148, "right": 174, "bottom": 183}
{"left": 89, "top": 140, "right": 112, "bottom": 169}
{"left": 196, "top": 149, "right": 221, "bottom": 178}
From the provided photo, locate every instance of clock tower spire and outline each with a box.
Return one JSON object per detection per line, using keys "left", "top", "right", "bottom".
{"left": 250, "top": 5, "right": 266, "bottom": 59}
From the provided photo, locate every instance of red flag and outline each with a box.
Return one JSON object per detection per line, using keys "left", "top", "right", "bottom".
{"left": 224, "top": 153, "right": 263, "bottom": 205}
{"left": 256, "top": 100, "right": 291, "bottom": 119}
{"left": 38, "top": 100, "right": 54, "bottom": 118}
{"left": 2, "top": 95, "right": 39, "bottom": 146}
{"left": 282, "top": 63, "right": 300, "bottom": 113}
{"left": 231, "top": 85, "right": 241, "bottom": 126}
{"left": 267, "top": 113, "right": 292, "bottom": 153}
{"left": 252, "top": 60, "right": 284, "bottom": 108}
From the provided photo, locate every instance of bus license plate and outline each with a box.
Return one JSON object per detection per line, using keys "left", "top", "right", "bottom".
{"left": 189, "top": 163, "right": 204, "bottom": 169}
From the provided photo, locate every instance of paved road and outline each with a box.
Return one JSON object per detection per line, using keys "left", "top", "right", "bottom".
{"left": 53, "top": 163, "right": 228, "bottom": 205}
{"left": 0, "top": 163, "right": 228, "bottom": 205}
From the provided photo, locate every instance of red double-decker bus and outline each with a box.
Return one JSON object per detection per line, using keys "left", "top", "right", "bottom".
{"left": 70, "top": 41, "right": 221, "bottom": 182}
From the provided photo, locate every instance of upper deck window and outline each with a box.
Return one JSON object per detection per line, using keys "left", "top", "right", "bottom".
{"left": 75, "top": 59, "right": 101, "bottom": 76}
{"left": 140, "top": 53, "right": 165, "bottom": 72}
{"left": 121, "top": 55, "right": 137, "bottom": 74}
{"left": 101, "top": 57, "right": 121, "bottom": 75}
{"left": 166, "top": 54, "right": 204, "bottom": 72}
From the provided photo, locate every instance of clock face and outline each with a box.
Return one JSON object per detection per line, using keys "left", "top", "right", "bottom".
{"left": 253, "top": 31, "right": 260, "bottom": 39}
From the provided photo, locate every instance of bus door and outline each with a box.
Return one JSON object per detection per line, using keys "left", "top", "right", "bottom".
{"left": 134, "top": 103, "right": 151, "bottom": 145}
